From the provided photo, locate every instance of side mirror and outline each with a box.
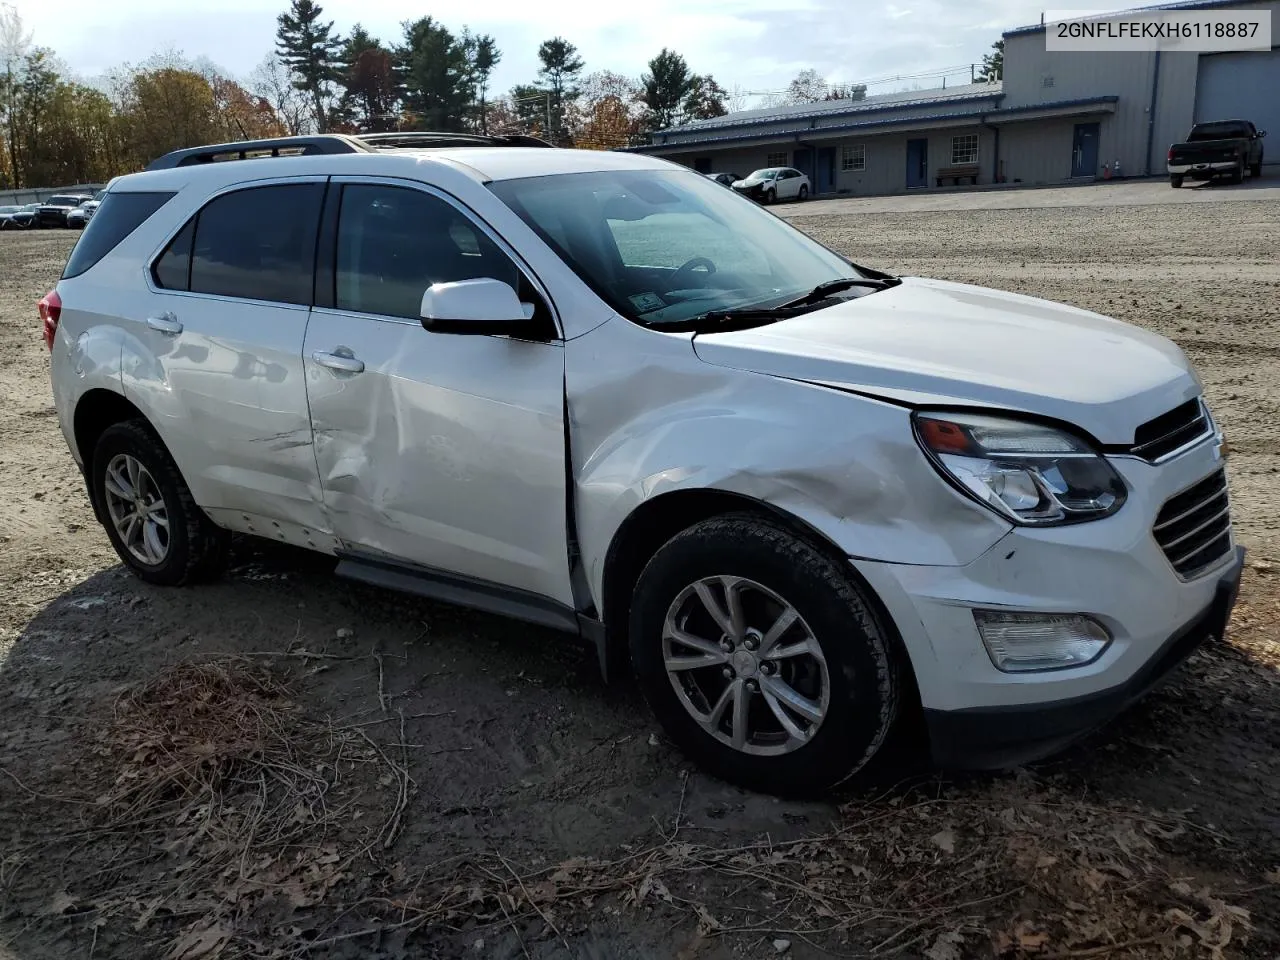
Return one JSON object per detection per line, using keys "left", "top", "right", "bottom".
{"left": 1259, "top": 130, "right": 1267, "bottom": 138}
{"left": 420, "top": 278, "right": 537, "bottom": 336}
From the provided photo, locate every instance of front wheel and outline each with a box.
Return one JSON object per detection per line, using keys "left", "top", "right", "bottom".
{"left": 629, "top": 516, "right": 901, "bottom": 796}
{"left": 1230, "top": 161, "right": 1244, "bottom": 184}
{"left": 798, "top": 184, "right": 809, "bottom": 201}
{"left": 1170, "top": 175, "right": 1183, "bottom": 188}
{"left": 92, "top": 420, "right": 229, "bottom": 586}
{"left": 764, "top": 188, "right": 776, "bottom": 205}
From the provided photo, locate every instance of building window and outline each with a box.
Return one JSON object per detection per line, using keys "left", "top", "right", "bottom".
{"left": 841, "top": 145, "right": 866, "bottom": 172}
{"left": 766, "top": 151, "right": 788, "bottom": 167}
{"left": 951, "top": 134, "right": 979, "bottom": 165}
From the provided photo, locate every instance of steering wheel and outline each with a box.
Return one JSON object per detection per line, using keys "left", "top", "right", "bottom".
{"left": 668, "top": 256, "right": 717, "bottom": 289}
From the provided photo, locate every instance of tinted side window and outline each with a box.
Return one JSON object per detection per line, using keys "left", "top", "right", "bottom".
{"left": 189, "top": 183, "right": 324, "bottom": 305}
{"left": 335, "top": 184, "right": 520, "bottom": 320}
{"left": 62, "top": 192, "right": 176, "bottom": 280}
{"left": 153, "top": 220, "right": 194, "bottom": 290}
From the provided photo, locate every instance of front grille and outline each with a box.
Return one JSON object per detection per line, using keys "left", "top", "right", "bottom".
{"left": 1131, "top": 399, "right": 1211, "bottom": 461}
{"left": 1153, "top": 469, "right": 1232, "bottom": 579}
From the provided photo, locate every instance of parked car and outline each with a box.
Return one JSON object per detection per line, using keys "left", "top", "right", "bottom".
{"left": 66, "top": 194, "right": 103, "bottom": 229}
{"left": 1167, "top": 119, "right": 1265, "bottom": 187}
{"left": 732, "top": 167, "right": 810, "bottom": 203}
{"left": 0, "top": 204, "right": 35, "bottom": 229}
{"left": 34, "top": 193, "right": 94, "bottom": 228}
{"left": 41, "top": 134, "right": 1242, "bottom": 796}
{"left": 704, "top": 172, "right": 741, "bottom": 188}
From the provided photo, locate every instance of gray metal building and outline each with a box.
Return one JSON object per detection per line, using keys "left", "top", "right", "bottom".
{"left": 629, "top": 0, "right": 1280, "bottom": 195}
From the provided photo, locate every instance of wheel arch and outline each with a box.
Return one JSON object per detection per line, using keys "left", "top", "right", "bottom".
{"left": 598, "top": 488, "right": 914, "bottom": 691}
{"left": 73, "top": 388, "right": 165, "bottom": 522}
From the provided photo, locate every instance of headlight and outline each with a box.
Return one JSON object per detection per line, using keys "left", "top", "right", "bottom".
{"left": 913, "top": 411, "right": 1126, "bottom": 525}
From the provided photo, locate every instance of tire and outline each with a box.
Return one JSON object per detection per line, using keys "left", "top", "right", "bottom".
{"left": 798, "top": 184, "right": 809, "bottom": 202}
{"left": 91, "top": 420, "right": 229, "bottom": 586}
{"left": 1170, "top": 175, "right": 1183, "bottom": 188}
{"left": 1250, "top": 162, "right": 1261, "bottom": 178}
{"left": 764, "top": 189, "right": 776, "bottom": 205}
{"left": 1230, "top": 161, "right": 1244, "bottom": 184}
{"left": 629, "top": 515, "right": 901, "bottom": 796}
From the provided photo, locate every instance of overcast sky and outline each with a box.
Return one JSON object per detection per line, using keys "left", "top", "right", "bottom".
{"left": 28, "top": 0, "right": 1049, "bottom": 99}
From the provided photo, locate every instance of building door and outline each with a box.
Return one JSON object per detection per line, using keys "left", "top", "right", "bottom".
{"left": 817, "top": 147, "right": 836, "bottom": 192}
{"left": 906, "top": 138, "right": 928, "bottom": 188}
{"left": 793, "top": 147, "right": 814, "bottom": 185}
{"left": 1196, "top": 50, "right": 1279, "bottom": 168}
{"left": 1071, "top": 123, "right": 1100, "bottom": 178}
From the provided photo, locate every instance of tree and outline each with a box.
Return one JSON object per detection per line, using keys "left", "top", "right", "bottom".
{"left": 397, "top": 16, "right": 470, "bottom": 131}
{"left": 461, "top": 30, "right": 500, "bottom": 133}
{"left": 683, "top": 74, "right": 727, "bottom": 121}
{"left": 118, "top": 65, "right": 221, "bottom": 167}
{"left": 0, "top": 2, "right": 34, "bottom": 187}
{"left": 825, "top": 83, "right": 867, "bottom": 101}
{"left": 573, "top": 70, "right": 645, "bottom": 149}
{"left": 977, "top": 39, "right": 1004, "bottom": 82}
{"left": 209, "top": 74, "right": 285, "bottom": 141}
{"left": 641, "top": 48, "right": 696, "bottom": 131}
{"left": 785, "top": 68, "right": 828, "bottom": 104}
{"left": 509, "top": 83, "right": 550, "bottom": 136}
{"left": 339, "top": 25, "right": 397, "bottom": 131}
{"left": 275, "top": 0, "right": 343, "bottom": 133}
{"left": 536, "top": 36, "right": 583, "bottom": 143}
{"left": 251, "top": 54, "right": 309, "bottom": 135}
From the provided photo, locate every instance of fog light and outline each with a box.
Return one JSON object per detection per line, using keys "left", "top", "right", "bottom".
{"left": 973, "top": 611, "right": 1111, "bottom": 673}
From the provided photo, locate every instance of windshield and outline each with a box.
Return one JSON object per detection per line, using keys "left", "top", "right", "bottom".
{"left": 747, "top": 169, "right": 779, "bottom": 180}
{"left": 47, "top": 196, "right": 80, "bottom": 205}
{"left": 0, "top": 206, "right": 19, "bottom": 214}
{"left": 488, "top": 169, "right": 860, "bottom": 327}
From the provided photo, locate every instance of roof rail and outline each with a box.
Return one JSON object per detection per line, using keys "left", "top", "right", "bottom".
{"left": 357, "top": 131, "right": 554, "bottom": 149}
{"left": 144, "top": 135, "right": 372, "bottom": 171}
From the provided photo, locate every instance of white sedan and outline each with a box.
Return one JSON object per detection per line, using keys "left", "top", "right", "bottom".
{"left": 731, "top": 167, "right": 810, "bottom": 203}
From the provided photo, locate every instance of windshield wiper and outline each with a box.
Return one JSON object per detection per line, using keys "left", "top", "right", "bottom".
{"left": 780, "top": 276, "right": 901, "bottom": 309}
{"left": 654, "top": 305, "right": 806, "bottom": 333}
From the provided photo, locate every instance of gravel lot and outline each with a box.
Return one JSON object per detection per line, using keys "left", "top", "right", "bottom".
{"left": 1, "top": 187, "right": 1278, "bottom": 959}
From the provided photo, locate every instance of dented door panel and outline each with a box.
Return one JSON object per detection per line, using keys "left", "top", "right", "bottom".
{"left": 304, "top": 309, "right": 573, "bottom": 605}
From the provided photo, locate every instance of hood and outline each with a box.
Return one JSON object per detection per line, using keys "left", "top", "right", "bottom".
{"left": 691, "top": 277, "right": 1200, "bottom": 445}
{"left": 735, "top": 176, "right": 768, "bottom": 186}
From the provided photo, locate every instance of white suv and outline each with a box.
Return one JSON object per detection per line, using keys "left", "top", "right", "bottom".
{"left": 43, "top": 133, "right": 1243, "bottom": 795}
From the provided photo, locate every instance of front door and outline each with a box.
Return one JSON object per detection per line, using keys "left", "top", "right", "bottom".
{"left": 1072, "top": 123, "right": 1100, "bottom": 178}
{"left": 906, "top": 138, "right": 928, "bottom": 188}
{"left": 817, "top": 147, "right": 836, "bottom": 193}
{"left": 303, "top": 178, "right": 573, "bottom": 606}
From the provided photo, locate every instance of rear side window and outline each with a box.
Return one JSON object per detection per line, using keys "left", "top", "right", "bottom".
{"left": 62, "top": 192, "right": 176, "bottom": 280}
{"left": 159, "top": 183, "right": 324, "bottom": 305}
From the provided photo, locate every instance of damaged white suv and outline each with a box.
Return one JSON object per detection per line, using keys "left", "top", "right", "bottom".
{"left": 45, "top": 133, "right": 1243, "bottom": 795}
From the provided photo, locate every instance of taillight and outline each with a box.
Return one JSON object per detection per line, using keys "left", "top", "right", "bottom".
{"left": 38, "top": 289, "right": 61, "bottom": 350}
{"left": 1167, "top": 147, "right": 1173, "bottom": 161}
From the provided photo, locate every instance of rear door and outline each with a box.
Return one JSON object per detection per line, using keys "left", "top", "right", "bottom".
{"left": 123, "top": 177, "right": 330, "bottom": 545}
{"left": 302, "top": 177, "right": 572, "bottom": 604}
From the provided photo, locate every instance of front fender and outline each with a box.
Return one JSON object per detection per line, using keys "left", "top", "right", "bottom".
{"left": 566, "top": 317, "right": 1011, "bottom": 609}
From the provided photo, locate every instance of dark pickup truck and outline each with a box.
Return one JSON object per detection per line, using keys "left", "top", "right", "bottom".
{"left": 33, "top": 194, "right": 93, "bottom": 228}
{"left": 1167, "top": 120, "right": 1266, "bottom": 187}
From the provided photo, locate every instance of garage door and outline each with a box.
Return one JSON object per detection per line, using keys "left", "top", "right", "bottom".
{"left": 1195, "top": 49, "right": 1280, "bottom": 166}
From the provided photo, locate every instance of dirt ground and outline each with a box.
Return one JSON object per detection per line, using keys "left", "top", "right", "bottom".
{"left": 1, "top": 189, "right": 1278, "bottom": 960}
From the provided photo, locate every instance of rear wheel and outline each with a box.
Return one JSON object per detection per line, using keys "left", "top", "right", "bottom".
{"left": 92, "top": 420, "right": 229, "bottom": 586}
{"left": 1170, "top": 175, "right": 1183, "bottom": 188}
{"left": 798, "top": 184, "right": 809, "bottom": 201}
{"left": 629, "top": 515, "right": 901, "bottom": 796}
{"left": 1250, "top": 162, "right": 1262, "bottom": 178}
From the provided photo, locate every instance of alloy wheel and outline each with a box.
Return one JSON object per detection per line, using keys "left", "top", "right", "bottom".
{"left": 662, "top": 575, "right": 830, "bottom": 756}
{"left": 102, "top": 453, "right": 171, "bottom": 565}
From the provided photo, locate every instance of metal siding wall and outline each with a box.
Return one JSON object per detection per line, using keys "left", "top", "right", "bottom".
{"left": 999, "top": 120, "right": 1078, "bottom": 184}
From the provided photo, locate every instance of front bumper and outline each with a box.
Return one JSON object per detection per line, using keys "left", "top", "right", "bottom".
{"left": 923, "top": 546, "right": 1243, "bottom": 768}
{"left": 732, "top": 184, "right": 767, "bottom": 201}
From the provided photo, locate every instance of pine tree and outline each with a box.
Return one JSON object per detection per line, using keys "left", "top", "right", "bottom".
{"left": 641, "top": 49, "right": 696, "bottom": 131}
{"left": 275, "top": 0, "right": 343, "bottom": 133}
{"left": 536, "top": 37, "right": 583, "bottom": 143}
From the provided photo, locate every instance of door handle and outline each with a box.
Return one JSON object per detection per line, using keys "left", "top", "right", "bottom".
{"left": 312, "top": 350, "right": 365, "bottom": 374}
{"left": 146, "top": 313, "right": 183, "bottom": 335}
